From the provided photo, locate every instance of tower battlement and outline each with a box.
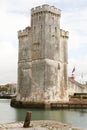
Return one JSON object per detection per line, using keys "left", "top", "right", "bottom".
{"left": 18, "top": 26, "right": 31, "bottom": 38}
{"left": 60, "top": 29, "right": 69, "bottom": 38}
{"left": 31, "top": 4, "right": 61, "bottom": 16}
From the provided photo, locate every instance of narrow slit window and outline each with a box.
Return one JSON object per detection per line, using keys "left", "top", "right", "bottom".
{"left": 55, "top": 27, "right": 57, "bottom": 33}
{"left": 49, "top": 25, "right": 51, "bottom": 32}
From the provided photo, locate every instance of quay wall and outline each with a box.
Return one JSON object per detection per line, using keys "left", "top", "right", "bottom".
{"left": 11, "top": 98, "right": 87, "bottom": 109}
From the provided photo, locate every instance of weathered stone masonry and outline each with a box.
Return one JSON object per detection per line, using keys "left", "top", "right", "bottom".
{"left": 16, "top": 4, "right": 69, "bottom": 103}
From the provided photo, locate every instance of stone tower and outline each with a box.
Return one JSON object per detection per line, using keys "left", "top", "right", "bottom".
{"left": 16, "top": 5, "right": 69, "bottom": 104}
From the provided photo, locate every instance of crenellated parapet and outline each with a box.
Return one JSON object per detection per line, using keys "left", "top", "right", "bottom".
{"left": 60, "top": 29, "right": 69, "bottom": 38}
{"left": 31, "top": 4, "right": 61, "bottom": 16}
{"left": 18, "top": 26, "right": 31, "bottom": 38}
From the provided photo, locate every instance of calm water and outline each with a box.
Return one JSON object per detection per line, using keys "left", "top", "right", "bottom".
{"left": 0, "top": 99, "right": 87, "bottom": 129}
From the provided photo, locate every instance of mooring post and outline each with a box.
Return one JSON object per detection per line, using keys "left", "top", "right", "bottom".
{"left": 23, "top": 111, "right": 32, "bottom": 128}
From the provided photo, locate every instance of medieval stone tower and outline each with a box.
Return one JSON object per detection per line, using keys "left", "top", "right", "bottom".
{"left": 16, "top": 4, "right": 69, "bottom": 104}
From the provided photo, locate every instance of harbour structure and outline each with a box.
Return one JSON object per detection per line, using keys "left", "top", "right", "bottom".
{"left": 11, "top": 4, "right": 87, "bottom": 108}
{"left": 16, "top": 4, "right": 69, "bottom": 103}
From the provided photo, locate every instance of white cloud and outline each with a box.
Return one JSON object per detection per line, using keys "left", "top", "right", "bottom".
{"left": 61, "top": 7, "right": 87, "bottom": 51}
{"left": 0, "top": 3, "right": 30, "bottom": 84}
{"left": 0, "top": 0, "right": 59, "bottom": 13}
{"left": 0, "top": 10, "right": 29, "bottom": 41}
{"left": 61, "top": 7, "right": 87, "bottom": 83}
{"left": 68, "top": 55, "right": 87, "bottom": 83}
{"left": 0, "top": 41, "right": 17, "bottom": 84}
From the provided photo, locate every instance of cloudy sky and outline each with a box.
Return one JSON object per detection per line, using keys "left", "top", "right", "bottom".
{"left": 0, "top": 0, "right": 87, "bottom": 84}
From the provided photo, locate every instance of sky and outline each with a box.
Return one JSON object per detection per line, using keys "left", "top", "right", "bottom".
{"left": 0, "top": 0, "right": 87, "bottom": 84}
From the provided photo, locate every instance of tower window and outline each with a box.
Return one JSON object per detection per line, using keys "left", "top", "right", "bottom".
{"left": 40, "top": 25, "right": 42, "bottom": 30}
{"left": 52, "top": 17, "right": 54, "bottom": 24}
{"left": 39, "top": 16, "right": 41, "bottom": 20}
{"left": 55, "top": 27, "right": 57, "bottom": 33}
{"left": 49, "top": 25, "right": 51, "bottom": 32}
{"left": 34, "top": 26, "right": 36, "bottom": 31}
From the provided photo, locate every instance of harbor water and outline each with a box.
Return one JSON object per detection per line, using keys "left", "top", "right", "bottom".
{"left": 0, "top": 99, "right": 87, "bottom": 129}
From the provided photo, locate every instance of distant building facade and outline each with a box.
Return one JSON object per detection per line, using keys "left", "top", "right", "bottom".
{"left": 68, "top": 77, "right": 87, "bottom": 95}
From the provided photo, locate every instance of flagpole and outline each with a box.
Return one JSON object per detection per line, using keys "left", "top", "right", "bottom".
{"left": 71, "top": 67, "right": 75, "bottom": 80}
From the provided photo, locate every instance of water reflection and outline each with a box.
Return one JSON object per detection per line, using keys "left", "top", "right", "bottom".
{"left": 15, "top": 109, "right": 67, "bottom": 122}
{"left": 15, "top": 108, "right": 29, "bottom": 121}
{"left": 0, "top": 99, "right": 87, "bottom": 129}
{"left": 0, "top": 99, "right": 16, "bottom": 123}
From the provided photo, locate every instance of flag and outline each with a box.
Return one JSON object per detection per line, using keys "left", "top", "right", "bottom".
{"left": 72, "top": 67, "right": 75, "bottom": 73}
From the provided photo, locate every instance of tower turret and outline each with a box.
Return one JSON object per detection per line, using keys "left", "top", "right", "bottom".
{"left": 31, "top": 4, "right": 61, "bottom": 60}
